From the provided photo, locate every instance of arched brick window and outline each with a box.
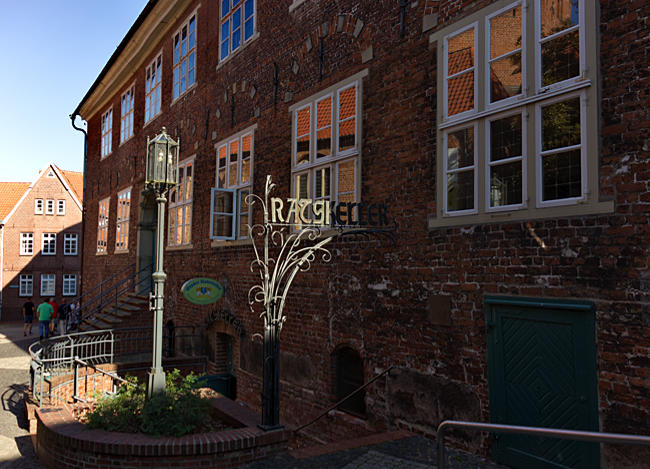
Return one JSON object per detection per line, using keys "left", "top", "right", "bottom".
{"left": 334, "top": 346, "right": 365, "bottom": 417}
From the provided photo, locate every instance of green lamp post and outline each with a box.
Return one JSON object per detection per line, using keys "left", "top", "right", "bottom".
{"left": 145, "top": 127, "right": 179, "bottom": 397}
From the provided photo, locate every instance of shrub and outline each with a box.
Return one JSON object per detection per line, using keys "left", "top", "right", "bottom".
{"left": 85, "top": 369, "right": 216, "bottom": 437}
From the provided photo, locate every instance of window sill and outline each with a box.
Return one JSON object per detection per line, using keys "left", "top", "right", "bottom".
{"left": 143, "top": 112, "right": 162, "bottom": 129}
{"left": 211, "top": 238, "right": 253, "bottom": 248}
{"left": 288, "top": 0, "right": 308, "bottom": 13}
{"left": 114, "top": 249, "right": 129, "bottom": 255}
{"left": 428, "top": 199, "right": 614, "bottom": 229}
{"left": 96, "top": 251, "right": 108, "bottom": 256}
{"left": 216, "top": 32, "right": 260, "bottom": 71}
{"left": 64, "top": 253, "right": 78, "bottom": 256}
{"left": 170, "top": 82, "right": 197, "bottom": 108}
{"left": 166, "top": 244, "right": 193, "bottom": 251}
{"left": 119, "top": 134, "right": 134, "bottom": 147}
{"left": 20, "top": 253, "right": 33, "bottom": 257}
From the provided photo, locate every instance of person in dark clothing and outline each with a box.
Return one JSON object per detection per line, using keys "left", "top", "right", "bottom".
{"left": 23, "top": 298, "right": 35, "bottom": 336}
{"left": 58, "top": 298, "right": 71, "bottom": 335}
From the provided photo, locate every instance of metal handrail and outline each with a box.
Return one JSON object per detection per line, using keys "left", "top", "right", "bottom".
{"left": 436, "top": 420, "right": 650, "bottom": 469}
{"left": 295, "top": 365, "right": 394, "bottom": 433}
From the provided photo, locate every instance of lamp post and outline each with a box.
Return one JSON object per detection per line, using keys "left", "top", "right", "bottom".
{"left": 145, "top": 127, "right": 179, "bottom": 397}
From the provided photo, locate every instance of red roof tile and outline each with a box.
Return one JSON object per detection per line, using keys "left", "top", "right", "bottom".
{"left": 59, "top": 169, "right": 84, "bottom": 202}
{"left": 0, "top": 182, "right": 29, "bottom": 220}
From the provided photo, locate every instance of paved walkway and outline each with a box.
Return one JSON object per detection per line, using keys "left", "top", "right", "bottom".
{"left": 243, "top": 432, "right": 509, "bottom": 469}
{"left": 0, "top": 323, "right": 42, "bottom": 469}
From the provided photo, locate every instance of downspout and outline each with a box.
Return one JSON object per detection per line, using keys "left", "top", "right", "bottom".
{"left": 70, "top": 113, "right": 87, "bottom": 299}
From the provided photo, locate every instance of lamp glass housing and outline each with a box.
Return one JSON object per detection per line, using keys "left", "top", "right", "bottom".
{"left": 146, "top": 127, "right": 179, "bottom": 187}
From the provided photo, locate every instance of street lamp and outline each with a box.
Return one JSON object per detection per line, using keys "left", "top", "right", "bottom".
{"left": 145, "top": 127, "right": 179, "bottom": 397}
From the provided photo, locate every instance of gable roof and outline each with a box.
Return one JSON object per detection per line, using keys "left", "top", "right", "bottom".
{"left": 0, "top": 182, "right": 29, "bottom": 221}
{"left": 58, "top": 168, "right": 84, "bottom": 202}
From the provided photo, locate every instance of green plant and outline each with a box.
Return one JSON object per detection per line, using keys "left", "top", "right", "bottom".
{"left": 84, "top": 370, "right": 217, "bottom": 437}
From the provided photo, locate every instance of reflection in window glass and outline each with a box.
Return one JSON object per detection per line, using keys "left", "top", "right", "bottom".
{"left": 490, "top": 115, "right": 523, "bottom": 207}
{"left": 539, "top": 0, "right": 580, "bottom": 86}
{"left": 446, "top": 127, "right": 475, "bottom": 212}
{"left": 316, "top": 97, "right": 332, "bottom": 158}
{"left": 446, "top": 27, "right": 475, "bottom": 116}
{"left": 489, "top": 6, "right": 522, "bottom": 103}
{"left": 338, "top": 86, "right": 356, "bottom": 152}
{"left": 296, "top": 107, "right": 311, "bottom": 164}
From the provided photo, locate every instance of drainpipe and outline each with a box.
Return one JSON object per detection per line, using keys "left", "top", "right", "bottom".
{"left": 0, "top": 220, "right": 4, "bottom": 321}
{"left": 70, "top": 113, "right": 87, "bottom": 298}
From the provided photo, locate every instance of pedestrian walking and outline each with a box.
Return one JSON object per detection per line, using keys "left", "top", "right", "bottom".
{"left": 48, "top": 298, "right": 58, "bottom": 335}
{"left": 22, "top": 298, "right": 35, "bottom": 336}
{"left": 37, "top": 299, "right": 53, "bottom": 340}
{"left": 58, "top": 298, "right": 70, "bottom": 335}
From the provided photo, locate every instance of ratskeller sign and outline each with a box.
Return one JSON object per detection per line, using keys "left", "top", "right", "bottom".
{"left": 269, "top": 197, "right": 389, "bottom": 227}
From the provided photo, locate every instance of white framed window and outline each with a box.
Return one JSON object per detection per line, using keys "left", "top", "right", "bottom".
{"left": 431, "top": 0, "right": 605, "bottom": 224}
{"left": 145, "top": 53, "right": 162, "bottom": 123}
{"left": 211, "top": 127, "right": 255, "bottom": 240}
{"left": 97, "top": 198, "right": 110, "bottom": 253}
{"left": 45, "top": 199, "right": 54, "bottom": 215}
{"left": 62, "top": 274, "right": 77, "bottom": 296}
{"left": 42, "top": 233, "right": 56, "bottom": 256}
{"left": 101, "top": 108, "right": 113, "bottom": 157}
{"left": 116, "top": 188, "right": 131, "bottom": 251}
{"left": 35, "top": 199, "right": 43, "bottom": 214}
{"left": 220, "top": 0, "right": 256, "bottom": 61}
{"left": 57, "top": 199, "right": 65, "bottom": 215}
{"left": 40, "top": 274, "right": 55, "bottom": 297}
{"left": 120, "top": 84, "right": 135, "bottom": 143}
{"left": 289, "top": 73, "right": 364, "bottom": 227}
{"left": 172, "top": 13, "right": 196, "bottom": 101}
{"left": 20, "top": 233, "right": 34, "bottom": 255}
{"left": 168, "top": 158, "right": 194, "bottom": 246}
{"left": 20, "top": 275, "right": 33, "bottom": 297}
{"left": 64, "top": 233, "right": 78, "bottom": 256}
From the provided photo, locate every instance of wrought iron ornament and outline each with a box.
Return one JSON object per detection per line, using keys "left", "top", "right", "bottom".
{"left": 247, "top": 175, "right": 395, "bottom": 429}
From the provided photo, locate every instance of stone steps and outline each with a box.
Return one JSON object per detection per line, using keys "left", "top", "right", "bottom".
{"left": 80, "top": 293, "right": 149, "bottom": 332}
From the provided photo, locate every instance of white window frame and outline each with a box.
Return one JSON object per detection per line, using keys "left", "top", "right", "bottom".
{"left": 172, "top": 13, "right": 197, "bottom": 101}
{"left": 101, "top": 108, "right": 113, "bottom": 158}
{"left": 120, "top": 83, "right": 135, "bottom": 143}
{"left": 430, "top": 0, "right": 605, "bottom": 226}
{"left": 168, "top": 157, "right": 194, "bottom": 246}
{"left": 211, "top": 126, "right": 256, "bottom": 241}
{"left": 220, "top": 0, "right": 256, "bottom": 62}
{"left": 145, "top": 52, "right": 162, "bottom": 124}
{"left": 35, "top": 199, "right": 43, "bottom": 214}
{"left": 443, "top": 22, "right": 478, "bottom": 121}
{"left": 19, "top": 275, "right": 33, "bottom": 297}
{"left": 64, "top": 233, "right": 78, "bottom": 256}
{"left": 20, "top": 233, "right": 34, "bottom": 255}
{"left": 97, "top": 198, "right": 110, "bottom": 253}
{"left": 42, "top": 233, "right": 56, "bottom": 256}
{"left": 57, "top": 199, "right": 65, "bottom": 215}
{"left": 45, "top": 199, "right": 54, "bottom": 215}
{"left": 443, "top": 122, "right": 479, "bottom": 216}
{"left": 115, "top": 187, "right": 131, "bottom": 251}
{"left": 62, "top": 274, "right": 77, "bottom": 296}
{"left": 289, "top": 71, "right": 366, "bottom": 228}
{"left": 40, "top": 274, "right": 55, "bottom": 297}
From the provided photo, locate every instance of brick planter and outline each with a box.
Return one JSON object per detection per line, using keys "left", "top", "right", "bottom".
{"left": 35, "top": 396, "right": 290, "bottom": 469}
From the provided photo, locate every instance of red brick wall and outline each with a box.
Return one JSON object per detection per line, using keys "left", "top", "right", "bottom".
{"left": 78, "top": 0, "right": 650, "bottom": 465}
{"left": 1, "top": 168, "right": 82, "bottom": 321}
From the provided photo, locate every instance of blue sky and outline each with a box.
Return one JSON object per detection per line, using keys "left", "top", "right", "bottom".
{"left": 0, "top": 1, "right": 148, "bottom": 182}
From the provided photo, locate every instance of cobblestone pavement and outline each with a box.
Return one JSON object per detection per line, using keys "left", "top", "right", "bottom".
{"left": 242, "top": 434, "right": 510, "bottom": 469}
{"left": 0, "top": 323, "right": 42, "bottom": 469}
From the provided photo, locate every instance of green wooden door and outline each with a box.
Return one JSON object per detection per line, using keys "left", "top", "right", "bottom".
{"left": 486, "top": 297, "right": 600, "bottom": 469}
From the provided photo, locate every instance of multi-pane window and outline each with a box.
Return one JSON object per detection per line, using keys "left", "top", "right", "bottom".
{"left": 19, "top": 275, "right": 33, "bottom": 297}
{"left": 63, "top": 274, "right": 77, "bottom": 296}
{"left": 64, "top": 233, "right": 78, "bottom": 256}
{"left": 41, "top": 274, "right": 55, "bottom": 297}
{"left": 220, "top": 0, "right": 256, "bottom": 61}
{"left": 433, "top": 0, "right": 595, "bottom": 222}
{"left": 20, "top": 233, "right": 33, "bottom": 255}
{"left": 97, "top": 198, "right": 110, "bottom": 253}
{"left": 35, "top": 199, "right": 43, "bottom": 214}
{"left": 211, "top": 128, "right": 254, "bottom": 240}
{"left": 101, "top": 108, "right": 113, "bottom": 157}
{"left": 46, "top": 199, "right": 54, "bottom": 215}
{"left": 290, "top": 76, "right": 362, "bottom": 227}
{"left": 168, "top": 159, "right": 193, "bottom": 246}
{"left": 145, "top": 53, "right": 162, "bottom": 123}
{"left": 116, "top": 188, "right": 131, "bottom": 251}
{"left": 173, "top": 14, "right": 196, "bottom": 100}
{"left": 57, "top": 199, "right": 65, "bottom": 215}
{"left": 120, "top": 84, "right": 135, "bottom": 143}
{"left": 42, "top": 233, "right": 56, "bottom": 256}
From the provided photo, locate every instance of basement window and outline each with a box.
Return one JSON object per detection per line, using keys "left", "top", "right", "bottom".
{"left": 334, "top": 346, "right": 366, "bottom": 417}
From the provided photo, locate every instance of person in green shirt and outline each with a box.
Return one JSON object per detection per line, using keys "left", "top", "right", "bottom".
{"left": 37, "top": 299, "right": 54, "bottom": 340}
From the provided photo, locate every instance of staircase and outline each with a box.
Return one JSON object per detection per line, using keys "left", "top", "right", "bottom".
{"left": 79, "top": 293, "right": 150, "bottom": 331}
{"left": 70, "top": 263, "right": 153, "bottom": 333}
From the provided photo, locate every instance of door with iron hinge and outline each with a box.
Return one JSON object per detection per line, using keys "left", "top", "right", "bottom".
{"left": 486, "top": 296, "right": 600, "bottom": 469}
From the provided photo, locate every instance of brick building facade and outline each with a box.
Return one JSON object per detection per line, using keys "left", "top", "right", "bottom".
{"left": 0, "top": 163, "right": 83, "bottom": 322}
{"left": 72, "top": 1, "right": 649, "bottom": 467}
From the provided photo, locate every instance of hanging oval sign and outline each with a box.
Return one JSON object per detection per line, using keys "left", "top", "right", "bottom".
{"left": 181, "top": 278, "right": 225, "bottom": 305}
